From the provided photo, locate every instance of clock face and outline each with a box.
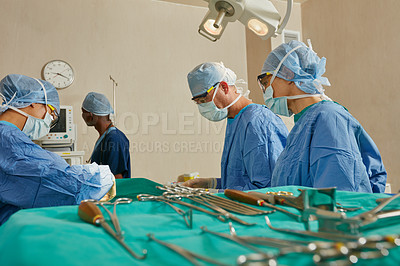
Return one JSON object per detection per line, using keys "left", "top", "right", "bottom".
{"left": 42, "top": 60, "right": 74, "bottom": 89}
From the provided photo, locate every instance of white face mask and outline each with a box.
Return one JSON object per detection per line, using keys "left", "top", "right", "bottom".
{"left": 198, "top": 82, "right": 241, "bottom": 122}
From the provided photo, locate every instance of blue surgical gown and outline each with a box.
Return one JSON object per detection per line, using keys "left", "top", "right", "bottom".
{"left": 271, "top": 101, "right": 387, "bottom": 193}
{"left": 90, "top": 127, "right": 131, "bottom": 178}
{"left": 220, "top": 104, "right": 288, "bottom": 190}
{"left": 0, "top": 121, "right": 114, "bottom": 225}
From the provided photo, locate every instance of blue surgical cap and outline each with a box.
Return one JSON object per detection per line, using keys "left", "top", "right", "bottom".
{"left": 82, "top": 92, "right": 114, "bottom": 116}
{"left": 0, "top": 74, "right": 60, "bottom": 113}
{"left": 261, "top": 40, "right": 330, "bottom": 94}
{"left": 187, "top": 62, "right": 237, "bottom": 98}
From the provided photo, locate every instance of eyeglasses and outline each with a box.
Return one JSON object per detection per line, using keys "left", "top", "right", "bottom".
{"left": 47, "top": 104, "right": 59, "bottom": 129}
{"left": 192, "top": 82, "right": 219, "bottom": 104}
{"left": 257, "top": 72, "right": 272, "bottom": 93}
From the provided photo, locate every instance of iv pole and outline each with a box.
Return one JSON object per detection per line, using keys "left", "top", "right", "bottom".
{"left": 110, "top": 75, "right": 118, "bottom": 126}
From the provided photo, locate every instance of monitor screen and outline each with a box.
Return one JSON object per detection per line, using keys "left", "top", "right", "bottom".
{"left": 50, "top": 109, "right": 66, "bottom": 133}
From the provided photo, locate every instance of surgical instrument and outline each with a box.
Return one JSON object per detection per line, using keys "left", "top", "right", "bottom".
{"left": 224, "top": 189, "right": 302, "bottom": 221}
{"left": 311, "top": 192, "right": 400, "bottom": 235}
{"left": 81, "top": 197, "right": 132, "bottom": 239}
{"left": 265, "top": 216, "right": 398, "bottom": 254}
{"left": 78, "top": 201, "right": 147, "bottom": 260}
{"left": 157, "top": 187, "right": 259, "bottom": 225}
{"left": 147, "top": 233, "right": 229, "bottom": 266}
{"left": 249, "top": 190, "right": 362, "bottom": 212}
{"left": 161, "top": 185, "right": 274, "bottom": 215}
{"left": 137, "top": 194, "right": 193, "bottom": 228}
{"left": 202, "top": 225, "right": 358, "bottom": 265}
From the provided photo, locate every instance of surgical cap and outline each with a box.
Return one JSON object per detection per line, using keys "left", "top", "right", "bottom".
{"left": 187, "top": 62, "right": 237, "bottom": 98}
{"left": 0, "top": 74, "right": 60, "bottom": 113}
{"left": 82, "top": 92, "right": 114, "bottom": 116}
{"left": 261, "top": 40, "right": 330, "bottom": 94}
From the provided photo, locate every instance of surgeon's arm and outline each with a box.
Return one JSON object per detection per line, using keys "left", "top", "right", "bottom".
{"left": 358, "top": 129, "right": 387, "bottom": 193}
{"left": 238, "top": 122, "right": 286, "bottom": 191}
{"left": 309, "top": 114, "right": 372, "bottom": 192}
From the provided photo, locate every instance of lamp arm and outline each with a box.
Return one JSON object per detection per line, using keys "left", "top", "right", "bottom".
{"left": 276, "top": 0, "right": 293, "bottom": 34}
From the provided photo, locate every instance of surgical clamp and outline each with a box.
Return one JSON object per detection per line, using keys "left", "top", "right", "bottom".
{"left": 81, "top": 197, "right": 133, "bottom": 239}
{"left": 78, "top": 201, "right": 147, "bottom": 260}
{"left": 137, "top": 194, "right": 193, "bottom": 228}
{"left": 147, "top": 233, "right": 230, "bottom": 266}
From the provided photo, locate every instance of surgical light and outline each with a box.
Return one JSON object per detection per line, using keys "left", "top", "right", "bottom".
{"left": 247, "top": 18, "right": 269, "bottom": 36}
{"left": 199, "top": 0, "right": 293, "bottom": 42}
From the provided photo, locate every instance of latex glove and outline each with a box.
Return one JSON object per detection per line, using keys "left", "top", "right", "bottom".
{"left": 100, "top": 178, "right": 116, "bottom": 202}
{"left": 182, "top": 178, "right": 217, "bottom": 189}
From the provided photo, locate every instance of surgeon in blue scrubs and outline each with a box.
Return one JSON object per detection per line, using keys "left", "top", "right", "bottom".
{"left": 0, "top": 74, "right": 115, "bottom": 226}
{"left": 182, "top": 62, "right": 288, "bottom": 191}
{"left": 82, "top": 92, "right": 131, "bottom": 179}
{"left": 259, "top": 40, "right": 387, "bottom": 193}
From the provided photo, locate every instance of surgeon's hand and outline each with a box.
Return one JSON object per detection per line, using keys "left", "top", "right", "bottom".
{"left": 100, "top": 179, "right": 116, "bottom": 202}
{"left": 182, "top": 178, "right": 216, "bottom": 189}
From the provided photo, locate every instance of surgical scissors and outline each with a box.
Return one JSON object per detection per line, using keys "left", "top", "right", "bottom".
{"left": 81, "top": 197, "right": 133, "bottom": 240}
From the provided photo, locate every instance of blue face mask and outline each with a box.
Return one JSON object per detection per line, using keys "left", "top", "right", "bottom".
{"left": 198, "top": 82, "right": 241, "bottom": 122}
{"left": 263, "top": 85, "right": 292, "bottom": 117}
{"left": 9, "top": 105, "right": 52, "bottom": 140}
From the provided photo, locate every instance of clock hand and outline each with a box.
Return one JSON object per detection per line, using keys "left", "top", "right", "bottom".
{"left": 56, "top": 73, "right": 69, "bottom": 79}
{"left": 50, "top": 72, "right": 70, "bottom": 79}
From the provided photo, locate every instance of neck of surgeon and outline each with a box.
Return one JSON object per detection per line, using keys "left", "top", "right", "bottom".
{"left": 218, "top": 82, "right": 252, "bottom": 119}
{"left": 95, "top": 117, "right": 113, "bottom": 137}
{"left": 286, "top": 82, "right": 322, "bottom": 114}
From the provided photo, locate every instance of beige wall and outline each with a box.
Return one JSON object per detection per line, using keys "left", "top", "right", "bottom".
{"left": 302, "top": 0, "right": 400, "bottom": 192}
{"left": 0, "top": 0, "right": 247, "bottom": 184}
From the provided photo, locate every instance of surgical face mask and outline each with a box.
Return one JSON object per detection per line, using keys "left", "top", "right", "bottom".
{"left": 198, "top": 82, "right": 241, "bottom": 122}
{"left": 262, "top": 45, "right": 320, "bottom": 117}
{"left": 9, "top": 105, "right": 52, "bottom": 140}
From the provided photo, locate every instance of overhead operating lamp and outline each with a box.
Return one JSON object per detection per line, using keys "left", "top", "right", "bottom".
{"left": 198, "top": 0, "right": 293, "bottom": 42}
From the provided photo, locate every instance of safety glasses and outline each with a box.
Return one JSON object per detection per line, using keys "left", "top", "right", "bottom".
{"left": 191, "top": 82, "right": 219, "bottom": 104}
{"left": 47, "top": 104, "right": 59, "bottom": 129}
{"left": 257, "top": 72, "right": 272, "bottom": 94}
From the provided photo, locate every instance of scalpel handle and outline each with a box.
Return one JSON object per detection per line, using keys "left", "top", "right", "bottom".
{"left": 249, "top": 191, "right": 303, "bottom": 210}
{"left": 78, "top": 201, "right": 104, "bottom": 225}
{"left": 225, "top": 189, "right": 301, "bottom": 221}
{"left": 224, "top": 189, "right": 264, "bottom": 206}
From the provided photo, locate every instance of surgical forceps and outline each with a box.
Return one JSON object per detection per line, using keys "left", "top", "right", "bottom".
{"left": 81, "top": 197, "right": 133, "bottom": 240}
{"left": 161, "top": 185, "right": 274, "bottom": 216}
{"left": 78, "top": 201, "right": 147, "bottom": 260}
{"left": 162, "top": 189, "right": 257, "bottom": 226}
{"left": 147, "top": 234, "right": 230, "bottom": 266}
{"left": 137, "top": 194, "right": 193, "bottom": 228}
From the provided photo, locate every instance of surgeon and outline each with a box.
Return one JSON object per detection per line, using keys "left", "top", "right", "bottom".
{"left": 259, "top": 40, "right": 387, "bottom": 193}
{"left": 183, "top": 62, "right": 288, "bottom": 191}
{"left": 0, "top": 74, "right": 115, "bottom": 226}
{"left": 82, "top": 92, "right": 131, "bottom": 179}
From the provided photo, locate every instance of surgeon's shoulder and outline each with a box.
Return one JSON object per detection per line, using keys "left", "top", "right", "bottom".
{"left": 0, "top": 123, "right": 29, "bottom": 145}
{"left": 314, "top": 101, "right": 350, "bottom": 118}
{"left": 243, "top": 104, "right": 287, "bottom": 131}
{"left": 106, "top": 127, "right": 130, "bottom": 143}
{"left": 314, "top": 101, "right": 357, "bottom": 127}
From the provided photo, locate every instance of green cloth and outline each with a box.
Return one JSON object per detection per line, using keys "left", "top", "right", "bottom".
{"left": 0, "top": 180, "right": 399, "bottom": 265}
{"left": 112, "top": 178, "right": 163, "bottom": 201}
